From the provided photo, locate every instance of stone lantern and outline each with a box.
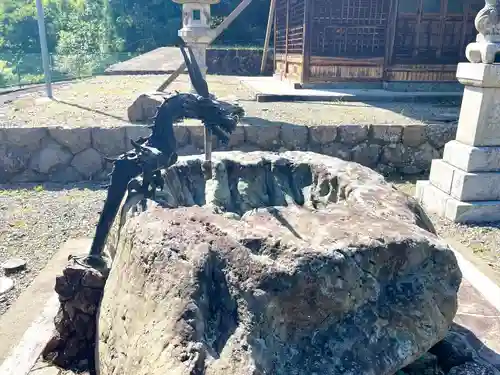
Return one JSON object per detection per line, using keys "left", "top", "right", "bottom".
{"left": 173, "top": 0, "right": 220, "bottom": 81}
{"left": 416, "top": 0, "right": 500, "bottom": 223}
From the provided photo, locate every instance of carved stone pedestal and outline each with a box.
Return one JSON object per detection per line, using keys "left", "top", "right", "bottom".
{"left": 416, "top": 63, "right": 500, "bottom": 223}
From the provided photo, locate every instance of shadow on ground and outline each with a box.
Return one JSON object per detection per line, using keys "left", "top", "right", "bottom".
{"left": 53, "top": 99, "right": 127, "bottom": 122}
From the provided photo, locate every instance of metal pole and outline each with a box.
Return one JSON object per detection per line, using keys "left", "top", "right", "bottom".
{"left": 35, "top": 0, "right": 53, "bottom": 98}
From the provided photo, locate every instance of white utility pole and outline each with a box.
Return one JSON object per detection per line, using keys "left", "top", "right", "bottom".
{"left": 35, "top": 0, "right": 53, "bottom": 98}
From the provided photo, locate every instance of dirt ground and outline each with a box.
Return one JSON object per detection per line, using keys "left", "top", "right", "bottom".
{"left": 0, "top": 75, "right": 460, "bottom": 128}
{"left": 392, "top": 179, "right": 500, "bottom": 285}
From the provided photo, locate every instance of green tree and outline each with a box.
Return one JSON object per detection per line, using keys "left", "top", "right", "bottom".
{"left": 108, "top": 0, "right": 182, "bottom": 53}
{"left": 50, "top": 0, "right": 122, "bottom": 77}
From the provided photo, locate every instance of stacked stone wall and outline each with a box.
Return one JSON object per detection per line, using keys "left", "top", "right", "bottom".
{"left": 0, "top": 122, "right": 457, "bottom": 183}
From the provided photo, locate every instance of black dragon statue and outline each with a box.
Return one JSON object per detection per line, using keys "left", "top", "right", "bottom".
{"left": 81, "top": 45, "right": 244, "bottom": 267}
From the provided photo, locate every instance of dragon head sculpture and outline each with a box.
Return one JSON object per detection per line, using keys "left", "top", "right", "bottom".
{"left": 84, "top": 44, "right": 244, "bottom": 262}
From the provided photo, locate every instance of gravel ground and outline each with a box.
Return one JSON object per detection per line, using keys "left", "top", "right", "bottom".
{"left": 0, "top": 74, "right": 459, "bottom": 128}
{"left": 0, "top": 183, "right": 105, "bottom": 316}
{"left": 393, "top": 179, "right": 500, "bottom": 283}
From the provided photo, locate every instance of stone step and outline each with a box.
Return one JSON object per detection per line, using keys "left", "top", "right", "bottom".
{"left": 429, "top": 159, "right": 500, "bottom": 202}
{"left": 443, "top": 140, "right": 500, "bottom": 173}
{"left": 416, "top": 180, "right": 500, "bottom": 223}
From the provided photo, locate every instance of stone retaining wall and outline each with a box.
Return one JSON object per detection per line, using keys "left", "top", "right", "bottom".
{"left": 207, "top": 48, "right": 273, "bottom": 76}
{"left": 0, "top": 122, "right": 457, "bottom": 184}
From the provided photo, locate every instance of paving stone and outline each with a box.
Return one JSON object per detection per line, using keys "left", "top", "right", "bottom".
{"left": 0, "top": 276, "right": 14, "bottom": 295}
{"left": 1, "top": 258, "right": 27, "bottom": 274}
{"left": 48, "top": 126, "right": 91, "bottom": 154}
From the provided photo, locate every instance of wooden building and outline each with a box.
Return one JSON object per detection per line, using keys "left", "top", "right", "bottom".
{"left": 273, "top": 0, "right": 485, "bottom": 86}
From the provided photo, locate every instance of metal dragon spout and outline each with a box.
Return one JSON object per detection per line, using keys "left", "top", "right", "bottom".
{"left": 79, "top": 44, "right": 244, "bottom": 268}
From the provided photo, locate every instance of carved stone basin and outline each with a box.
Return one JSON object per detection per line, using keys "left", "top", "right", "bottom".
{"left": 99, "top": 151, "right": 461, "bottom": 375}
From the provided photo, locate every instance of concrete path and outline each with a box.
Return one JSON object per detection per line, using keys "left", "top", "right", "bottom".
{"left": 0, "top": 239, "right": 90, "bottom": 375}
{"left": 241, "top": 76, "right": 463, "bottom": 103}
{"left": 449, "top": 246, "right": 500, "bottom": 366}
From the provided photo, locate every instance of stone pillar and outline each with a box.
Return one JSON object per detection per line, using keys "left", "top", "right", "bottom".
{"left": 416, "top": 0, "right": 500, "bottom": 223}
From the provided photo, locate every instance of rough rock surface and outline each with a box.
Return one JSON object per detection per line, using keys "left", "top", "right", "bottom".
{"left": 127, "top": 92, "right": 167, "bottom": 123}
{"left": 98, "top": 151, "right": 462, "bottom": 375}
{"left": 429, "top": 323, "right": 500, "bottom": 374}
{"left": 43, "top": 256, "right": 110, "bottom": 371}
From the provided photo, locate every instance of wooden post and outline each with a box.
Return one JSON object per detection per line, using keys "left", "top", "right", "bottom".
{"left": 261, "top": 0, "right": 277, "bottom": 74}
{"left": 157, "top": 63, "right": 186, "bottom": 91}
{"left": 384, "top": 0, "right": 399, "bottom": 79}
{"left": 273, "top": 4, "right": 277, "bottom": 74}
{"left": 301, "top": 0, "right": 312, "bottom": 84}
{"left": 436, "top": 0, "right": 448, "bottom": 58}
{"left": 35, "top": 0, "right": 52, "bottom": 98}
{"left": 459, "top": 2, "right": 471, "bottom": 59}
{"left": 212, "top": 0, "right": 253, "bottom": 36}
{"left": 413, "top": 0, "right": 424, "bottom": 58}
{"left": 284, "top": 0, "right": 290, "bottom": 76}
{"left": 157, "top": 0, "right": 254, "bottom": 92}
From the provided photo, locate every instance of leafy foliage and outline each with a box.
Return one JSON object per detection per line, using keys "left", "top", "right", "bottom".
{"left": 0, "top": 60, "right": 16, "bottom": 87}
{"left": 0, "top": 0, "right": 271, "bottom": 87}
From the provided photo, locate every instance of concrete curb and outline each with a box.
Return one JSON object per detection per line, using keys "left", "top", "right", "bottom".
{"left": 0, "top": 121, "right": 458, "bottom": 184}
{"left": 0, "top": 294, "right": 59, "bottom": 375}
{"left": 256, "top": 92, "right": 463, "bottom": 103}
{"left": 0, "top": 238, "right": 90, "bottom": 375}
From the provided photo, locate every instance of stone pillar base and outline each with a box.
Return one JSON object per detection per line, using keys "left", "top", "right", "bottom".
{"left": 416, "top": 143, "right": 500, "bottom": 223}
{"left": 416, "top": 62, "right": 500, "bottom": 223}
{"left": 416, "top": 180, "right": 500, "bottom": 224}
